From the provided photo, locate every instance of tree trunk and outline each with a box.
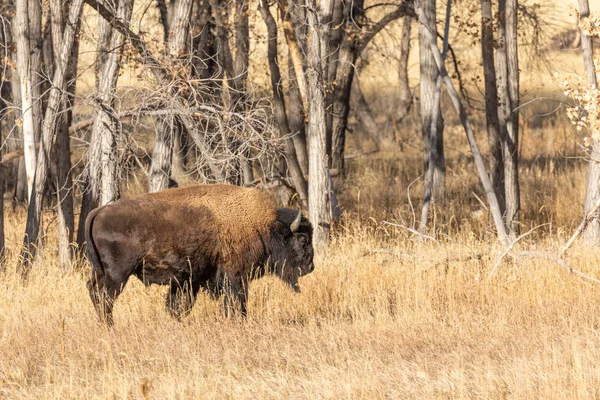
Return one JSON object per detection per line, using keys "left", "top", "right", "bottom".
{"left": 259, "top": 0, "right": 308, "bottom": 209}
{"left": 280, "top": 0, "right": 309, "bottom": 115}
{"left": 150, "top": 116, "right": 175, "bottom": 192}
{"left": 420, "top": 0, "right": 451, "bottom": 231}
{"left": 20, "top": 0, "right": 85, "bottom": 273}
{"left": 50, "top": 0, "right": 77, "bottom": 269}
{"left": 325, "top": 0, "right": 344, "bottom": 161}
{"left": 306, "top": 0, "right": 333, "bottom": 246}
{"left": 14, "top": 0, "right": 38, "bottom": 199}
{"left": 504, "top": 0, "right": 520, "bottom": 235}
{"left": 481, "top": 0, "right": 505, "bottom": 216}
{"left": 497, "top": 0, "right": 520, "bottom": 236}
{"left": 288, "top": 52, "right": 309, "bottom": 176}
{"left": 0, "top": 28, "right": 7, "bottom": 270}
{"left": 232, "top": 0, "right": 253, "bottom": 185}
{"left": 149, "top": 0, "right": 193, "bottom": 193}
{"left": 418, "top": 0, "right": 445, "bottom": 201}
{"left": 396, "top": 16, "right": 412, "bottom": 124}
{"left": 7, "top": 13, "right": 27, "bottom": 204}
{"left": 579, "top": 0, "right": 600, "bottom": 240}
{"left": 330, "top": 0, "right": 365, "bottom": 173}
{"left": 90, "top": 0, "right": 133, "bottom": 204}
{"left": 281, "top": 0, "right": 309, "bottom": 175}
{"left": 351, "top": 77, "right": 381, "bottom": 151}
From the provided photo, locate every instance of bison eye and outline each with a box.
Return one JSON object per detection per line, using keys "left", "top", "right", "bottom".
{"left": 297, "top": 234, "right": 307, "bottom": 244}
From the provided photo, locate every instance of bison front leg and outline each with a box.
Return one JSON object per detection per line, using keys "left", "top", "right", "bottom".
{"left": 222, "top": 273, "right": 248, "bottom": 318}
{"left": 165, "top": 279, "right": 201, "bottom": 320}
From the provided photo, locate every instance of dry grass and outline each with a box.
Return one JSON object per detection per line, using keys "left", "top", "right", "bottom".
{"left": 2, "top": 117, "right": 600, "bottom": 398}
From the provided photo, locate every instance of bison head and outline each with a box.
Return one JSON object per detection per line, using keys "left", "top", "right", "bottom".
{"left": 269, "top": 208, "right": 315, "bottom": 292}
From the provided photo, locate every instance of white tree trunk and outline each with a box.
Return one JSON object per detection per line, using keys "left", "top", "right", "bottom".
{"left": 149, "top": 0, "right": 193, "bottom": 193}
{"left": 306, "top": 0, "right": 333, "bottom": 246}
{"left": 578, "top": 0, "right": 600, "bottom": 241}
{"left": 88, "top": 0, "right": 134, "bottom": 205}
{"left": 14, "top": 0, "right": 36, "bottom": 199}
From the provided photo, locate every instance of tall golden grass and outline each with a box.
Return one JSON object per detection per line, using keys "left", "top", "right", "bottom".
{"left": 1, "top": 108, "right": 600, "bottom": 398}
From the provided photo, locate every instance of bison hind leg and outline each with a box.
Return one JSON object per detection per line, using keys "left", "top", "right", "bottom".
{"left": 87, "top": 270, "right": 122, "bottom": 326}
{"left": 165, "top": 279, "right": 200, "bottom": 320}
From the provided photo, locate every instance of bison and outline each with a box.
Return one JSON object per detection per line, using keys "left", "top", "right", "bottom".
{"left": 85, "top": 184, "right": 314, "bottom": 325}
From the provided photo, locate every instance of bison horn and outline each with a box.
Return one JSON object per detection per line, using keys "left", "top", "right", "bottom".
{"left": 290, "top": 209, "right": 302, "bottom": 233}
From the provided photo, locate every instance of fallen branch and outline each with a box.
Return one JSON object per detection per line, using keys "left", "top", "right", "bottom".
{"left": 518, "top": 251, "right": 600, "bottom": 286}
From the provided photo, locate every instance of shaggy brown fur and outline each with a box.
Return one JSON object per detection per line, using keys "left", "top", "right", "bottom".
{"left": 86, "top": 184, "right": 314, "bottom": 325}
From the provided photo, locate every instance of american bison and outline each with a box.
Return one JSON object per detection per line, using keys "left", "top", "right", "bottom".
{"left": 85, "top": 184, "right": 314, "bottom": 325}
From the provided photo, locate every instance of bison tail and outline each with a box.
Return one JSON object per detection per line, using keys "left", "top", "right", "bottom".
{"left": 85, "top": 207, "right": 104, "bottom": 273}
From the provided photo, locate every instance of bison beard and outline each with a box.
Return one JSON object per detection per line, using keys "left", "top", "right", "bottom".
{"left": 85, "top": 184, "right": 314, "bottom": 325}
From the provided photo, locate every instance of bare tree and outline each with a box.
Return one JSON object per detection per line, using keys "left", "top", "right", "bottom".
{"left": 330, "top": 0, "right": 366, "bottom": 172}
{"left": 149, "top": 0, "right": 193, "bottom": 193}
{"left": 579, "top": 0, "right": 600, "bottom": 240}
{"left": 481, "top": 0, "right": 505, "bottom": 215}
{"left": 396, "top": 15, "right": 412, "bottom": 124}
{"left": 20, "top": 0, "right": 85, "bottom": 273}
{"left": 497, "top": 0, "right": 520, "bottom": 235}
{"left": 419, "top": 0, "right": 445, "bottom": 202}
{"left": 14, "top": 0, "right": 39, "bottom": 198}
{"left": 49, "top": 0, "right": 77, "bottom": 269}
{"left": 306, "top": 0, "right": 333, "bottom": 246}
{"left": 505, "top": 0, "right": 521, "bottom": 235}
{"left": 420, "top": 0, "right": 451, "bottom": 231}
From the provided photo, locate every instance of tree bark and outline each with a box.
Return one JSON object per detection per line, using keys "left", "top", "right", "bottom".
{"left": 579, "top": 0, "right": 600, "bottom": 240}
{"left": 330, "top": 0, "right": 365, "bottom": 173}
{"left": 88, "top": 0, "right": 133, "bottom": 206}
{"left": 396, "top": 16, "right": 412, "bottom": 124}
{"left": 0, "top": 26, "right": 7, "bottom": 270}
{"left": 306, "top": 0, "right": 334, "bottom": 246}
{"left": 418, "top": 0, "right": 445, "bottom": 201}
{"left": 420, "top": 0, "right": 451, "bottom": 231}
{"left": 149, "top": 0, "right": 193, "bottom": 193}
{"left": 50, "top": 0, "right": 77, "bottom": 269}
{"left": 20, "top": 0, "right": 85, "bottom": 273}
{"left": 6, "top": 12, "right": 27, "bottom": 204}
{"left": 480, "top": 0, "right": 505, "bottom": 216}
{"left": 14, "top": 0, "right": 38, "bottom": 199}
{"left": 325, "top": 0, "right": 344, "bottom": 161}
{"left": 259, "top": 0, "right": 308, "bottom": 209}
{"left": 288, "top": 53, "right": 309, "bottom": 176}
{"left": 280, "top": 0, "right": 309, "bottom": 115}
{"left": 504, "top": 0, "right": 520, "bottom": 235}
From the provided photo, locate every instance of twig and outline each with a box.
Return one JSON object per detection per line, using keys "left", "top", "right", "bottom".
{"left": 471, "top": 191, "right": 489, "bottom": 211}
{"left": 382, "top": 221, "right": 438, "bottom": 242}
{"left": 559, "top": 196, "right": 600, "bottom": 257}
{"left": 488, "top": 223, "right": 549, "bottom": 280}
